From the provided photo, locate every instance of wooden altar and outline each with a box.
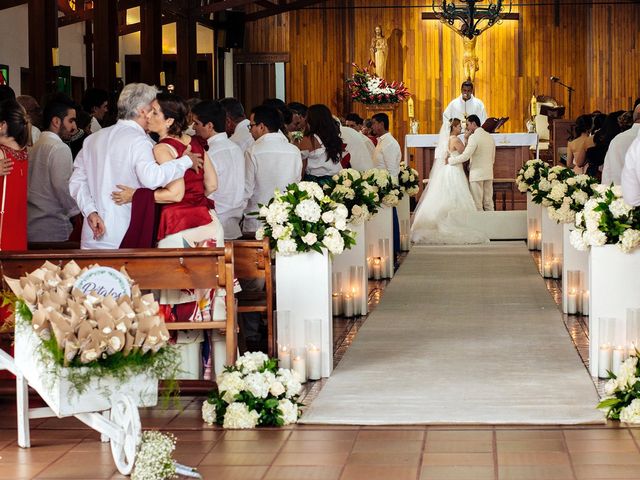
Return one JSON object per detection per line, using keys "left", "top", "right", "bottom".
{"left": 404, "top": 133, "right": 538, "bottom": 211}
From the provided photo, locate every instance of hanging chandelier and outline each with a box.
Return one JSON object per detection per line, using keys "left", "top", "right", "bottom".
{"left": 431, "top": 0, "right": 512, "bottom": 39}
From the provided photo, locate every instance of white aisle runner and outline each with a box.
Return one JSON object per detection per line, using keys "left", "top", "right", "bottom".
{"left": 301, "top": 242, "right": 603, "bottom": 425}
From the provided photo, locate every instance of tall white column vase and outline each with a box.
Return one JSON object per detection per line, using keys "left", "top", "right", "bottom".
{"left": 365, "top": 206, "right": 394, "bottom": 279}
{"left": 562, "top": 223, "right": 589, "bottom": 313}
{"left": 331, "top": 222, "right": 368, "bottom": 316}
{"left": 541, "top": 208, "right": 563, "bottom": 276}
{"left": 276, "top": 250, "right": 333, "bottom": 377}
{"left": 397, "top": 195, "right": 411, "bottom": 252}
{"left": 589, "top": 245, "right": 640, "bottom": 377}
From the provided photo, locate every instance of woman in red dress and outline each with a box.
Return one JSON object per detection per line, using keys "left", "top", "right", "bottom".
{"left": 0, "top": 99, "right": 30, "bottom": 251}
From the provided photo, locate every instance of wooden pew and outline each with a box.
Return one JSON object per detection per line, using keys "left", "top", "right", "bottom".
{"left": 0, "top": 246, "right": 237, "bottom": 370}
{"left": 231, "top": 238, "right": 275, "bottom": 356}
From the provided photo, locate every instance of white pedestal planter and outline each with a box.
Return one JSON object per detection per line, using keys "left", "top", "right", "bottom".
{"left": 589, "top": 245, "right": 640, "bottom": 377}
{"left": 526, "top": 193, "right": 542, "bottom": 250}
{"left": 397, "top": 195, "right": 411, "bottom": 252}
{"left": 562, "top": 223, "right": 589, "bottom": 314}
{"left": 365, "top": 206, "right": 394, "bottom": 279}
{"left": 541, "top": 208, "right": 563, "bottom": 277}
{"left": 276, "top": 250, "right": 333, "bottom": 378}
{"left": 332, "top": 222, "right": 368, "bottom": 316}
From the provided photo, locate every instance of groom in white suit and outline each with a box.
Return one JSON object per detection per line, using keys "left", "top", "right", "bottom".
{"left": 447, "top": 114, "right": 496, "bottom": 211}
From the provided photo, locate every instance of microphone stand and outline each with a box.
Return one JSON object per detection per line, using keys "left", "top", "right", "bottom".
{"left": 553, "top": 78, "right": 574, "bottom": 119}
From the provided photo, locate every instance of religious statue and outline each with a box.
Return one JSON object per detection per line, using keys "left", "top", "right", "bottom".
{"left": 370, "top": 25, "right": 388, "bottom": 78}
{"left": 462, "top": 37, "right": 479, "bottom": 82}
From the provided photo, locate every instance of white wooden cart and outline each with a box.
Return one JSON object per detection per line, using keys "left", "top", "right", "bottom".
{"left": 0, "top": 323, "right": 200, "bottom": 477}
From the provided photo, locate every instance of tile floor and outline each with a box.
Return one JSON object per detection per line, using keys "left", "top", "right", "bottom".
{"left": 1, "top": 244, "right": 639, "bottom": 480}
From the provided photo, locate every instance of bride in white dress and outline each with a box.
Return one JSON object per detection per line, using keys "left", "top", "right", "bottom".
{"left": 411, "top": 118, "right": 489, "bottom": 245}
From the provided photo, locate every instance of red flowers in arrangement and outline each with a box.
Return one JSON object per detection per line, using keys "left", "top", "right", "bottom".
{"left": 346, "top": 61, "right": 411, "bottom": 105}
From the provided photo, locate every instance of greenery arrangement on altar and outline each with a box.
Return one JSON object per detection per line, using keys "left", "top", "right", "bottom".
{"left": 346, "top": 62, "right": 411, "bottom": 105}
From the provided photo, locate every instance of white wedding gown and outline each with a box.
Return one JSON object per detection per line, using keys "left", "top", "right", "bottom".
{"left": 411, "top": 134, "right": 489, "bottom": 245}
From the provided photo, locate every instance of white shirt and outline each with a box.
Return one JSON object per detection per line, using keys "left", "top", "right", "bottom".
{"left": 229, "top": 119, "right": 255, "bottom": 154}
{"left": 27, "top": 132, "right": 80, "bottom": 242}
{"left": 69, "top": 119, "right": 191, "bottom": 249}
{"left": 301, "top": 135, "right": 342, "bottom": 178}
{"left": 373, "top": 132, "right": 402, "bottom": 180}
{"left": 602, "top": 124, "right": 640, "bottom": 185}
{"left": 90, "top": 116, "right": 102, "bottom": 134}
{"left": 443, "top": 94, "right": 488, "bottom": 126}
{"left": 243, "top": 132, "right": 302, "bottom": 233}
{"left": 30, "top": 125, "right": 41, "bottom": 145}
{"left": 340, "top": 126, "right": 375, "bottom": 172}
{"left": 621, "top": 133, "right": 640, "bottom": 206}
{"left": 207, "top": 132, "right": 246, "bottom": 239}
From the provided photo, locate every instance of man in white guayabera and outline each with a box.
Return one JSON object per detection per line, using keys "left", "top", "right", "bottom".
{"left": 70, "top": 83, "right": 202, "bottom": 249}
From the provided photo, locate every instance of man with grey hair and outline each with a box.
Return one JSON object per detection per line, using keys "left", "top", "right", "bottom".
{"left": 70, "top": 83, "right": 202, "bottom": 249}
{"left": 603, "top": 104, "right": 640, "bottom": 185}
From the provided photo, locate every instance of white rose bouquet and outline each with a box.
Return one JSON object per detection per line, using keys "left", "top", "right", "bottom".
{"left": 323, "top": 168, "right": 379, "bottom": 225}
{"left": 570, "top": 184, "right": 640, "bottom": 253}
{"left": 362, "top": 168, "right": 401, "bottom": 207}
{"left": 254, "top": 181, "right": 356, "bottom": 256}
{"left": 397, "top": 162, "right": 420, "bottom": 199}
{"left": 202, "top": 351, "right": 303, "bottom": 428}
{"left": 545, "top": 169, "right": 599, "bottom": 224}
{"left": 598, "top": 354, "right": 640, "bottom": 423}
{"left": 515, "top": 159, "right": 550, "bottom": 195}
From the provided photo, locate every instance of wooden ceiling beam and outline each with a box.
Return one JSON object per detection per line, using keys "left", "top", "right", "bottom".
{"left": 197, "top": 0, "right": 258, "bottom": 15}
{"left": 245, "top": 0, "right": 325, "bottom": 22}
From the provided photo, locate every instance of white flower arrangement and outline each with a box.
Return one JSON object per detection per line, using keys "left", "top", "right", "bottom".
{"left": 515, "top": 159, "right": 549, "bottom": 195}
{"left": 363, "top": 168, "right": 400, "bottom": 207}
{"left": 202, "top": 351, "right": 302, "bottom": 428}
{"left": 545, "top": 169, "right": 598, "bottom": 224}
{"left": 598, "top": 355, "right": 640, "bottom": 423}
{"left": 397, "top": 163, "right": 420, "bottom": 199}
{"left": 570, "top": 184, "right": 640, "bottom": 253}
{"left": 254, "top": 181, "right": 356, "bottom": 255}
{"left": 131, "top": 431, "right": 177, "bottom": 480}
{"left": 324, "top": 168, "right": 380, "bottom": 225}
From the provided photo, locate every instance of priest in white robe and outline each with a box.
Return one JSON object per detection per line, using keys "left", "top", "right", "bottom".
{"left": 443, "top": 81, "right": 488, "bottom": 128}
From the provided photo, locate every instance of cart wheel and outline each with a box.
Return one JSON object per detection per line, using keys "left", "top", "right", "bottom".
{"left": 109, "top": 394, "right": 141, "bottom": 475}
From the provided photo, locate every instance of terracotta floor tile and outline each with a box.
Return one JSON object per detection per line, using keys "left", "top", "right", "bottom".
{"left": 0, "top": 462, "right": 49, "bottom": 479}
{"left": 274, "top": 452, "right": 350, "bottom": 466}
{"left": 422, "top": 452, "right": 493, "bottom": 466}
{"left": 341, "top": 465, "right": 418, "bottom": 480}
{"left": 566, "top": 439, "right": 639, "bottom": 453}
{"left": 574, "top": 464, "right": 640, "bottom": 479}
{"left": 351, "top": 439, "right": 423, "bottom": 453}
{"left": 264, "top": 465, "right": 343, "bottom": 480}
{"left": 51, "top": 449, "right": 116, "bottom": 464}
{"left": 211, "top": 439, "right": 285, "bottom": 453}
{"left": 498, "top": 464, "right": 575, "bottom": 480}
{"left": 426, "top": 430, "right": 492, "bottom": 442}
{"left": 166, "top": 429, "right": 223, "bottom": 442}
{"left": 347, "top": 451, "right": 421, "bottom": 466}
{"left": 356, "top": 430, "right": 424, "bottom": 441}
{"left": 288, "top": 430, "right": 358, "bottom": 442}
{"left": 496, "top": 429, "right": 563, "bottom": 440}
{"left": 172, "top": 439, "right": 218, "bottom": 454}
{"left": 497, "top": 451, "right": 571, "bottom": 465}
{"left": 565, "top": 429, "right": 632, "bottom": 441}
{"left": 222, "top": 430, "right": 292, "bottom": 441}
{"left": 570, "top": 451, "right": 640, "bottom": 465}
{"left": 497, "top": 439, "right": 566, "bottom": 452}
{"left": 200, "top": 451, "right": 277, "bottom": 466}
{"left": 419, "top": 465, "right": 495, "bottom": 480}
{"left": 194, "top": 465, "right": 269, "bottom": 480}
{"left": 424, "top": 440, "right": 493, "bottom": 453}
{"left": 172, "top": 451, "right": 208, "bottom": 466}
{"left": 34, "top": 458, "right": 117, "bottom": 479}
{"left": 280, "top": 440, "right": 353, "bottom": 453}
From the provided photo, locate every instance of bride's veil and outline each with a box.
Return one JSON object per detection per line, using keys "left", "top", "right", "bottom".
{"left": 413, "top": 121, "right": 450, "bottom": 213}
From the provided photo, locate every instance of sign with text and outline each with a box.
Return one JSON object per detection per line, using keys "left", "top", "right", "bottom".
{"left": 74, "top": 267, "right": 131, "bottom": 299}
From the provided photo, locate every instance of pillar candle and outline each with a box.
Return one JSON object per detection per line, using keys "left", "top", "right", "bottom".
{"left": 51, "top": 47, "right": 59, "bottom": 67}
{"left": 343, "top": 294, "right": 354, "bottom": 318}
{"left": 278, "top": 345, "right": 291, "bottom": 370}
{"left": 567, "top": 290, "right": 577, "bottom": 315}
{"left": 115, "top": 61, "right": 122, "bottom": 78}
{"left": 351, "top": 287, "right": 360, "bottom": 316}
{"left": 193, "top": 79, "right": 200, "bottom": 92}
{"left": 332, "top": 293, "right": 342, "bottom": 316}
{"left": 307, "top": 345, "right": 321, "bottom": 380}
{"left": 159, "top": 71, "right": 166, "bottom": 86}
{"left": 551, "top": 258, "right": 560, "bottom": 279}
{"left": 612, "top": 346, "right": 625, "bottom": 375}
{"left": 372, "top": 258, "right": 382, "bottom": 280}
{"left": 543, "top": 261, "right": 552, "bottom": 278}
{"left": 581, "top": 290, "right": 589, "bottom": 316}
{"left": 598, "top": 343, "right": 613, "bottom": 378}
{"left": 292, "top": 355, "right": 307, "bottom": 383}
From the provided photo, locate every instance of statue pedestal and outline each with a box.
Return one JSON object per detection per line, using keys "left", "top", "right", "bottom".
{"left": 364, "top": 103, "right": 400, "bottom": 139}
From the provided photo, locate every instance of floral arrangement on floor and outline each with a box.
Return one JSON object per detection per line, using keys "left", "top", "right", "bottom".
{"left": 515, "top": 159, "right": 550, "bottom": 202}
{"left": 570, "top": 184, "right": 640, "bottom": 253}
{"left": 131, "top": 431, "right": 178, "bottom": 480}
{"left": 598, "top": 354, "right": 640, "bottom": 423}
{"left": 202, "top": 351, "right": 302, "bottom": 429}
{"left": 6, "top": 260, "right": 179, "bottom": 393}
{"left": 397, "top": 162, "right": 420, "bottom": 199}
{"left": 255, "top": 181, "right": 356, "bottom": 256}
{"left": 346, "top": 62, "right": 411, "bottom": 105}
{"left": 362, "top": 168, "right": 401, "bottom": 207}
{"left": 323, "top": 168, "right": 380, "bottom": 225}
